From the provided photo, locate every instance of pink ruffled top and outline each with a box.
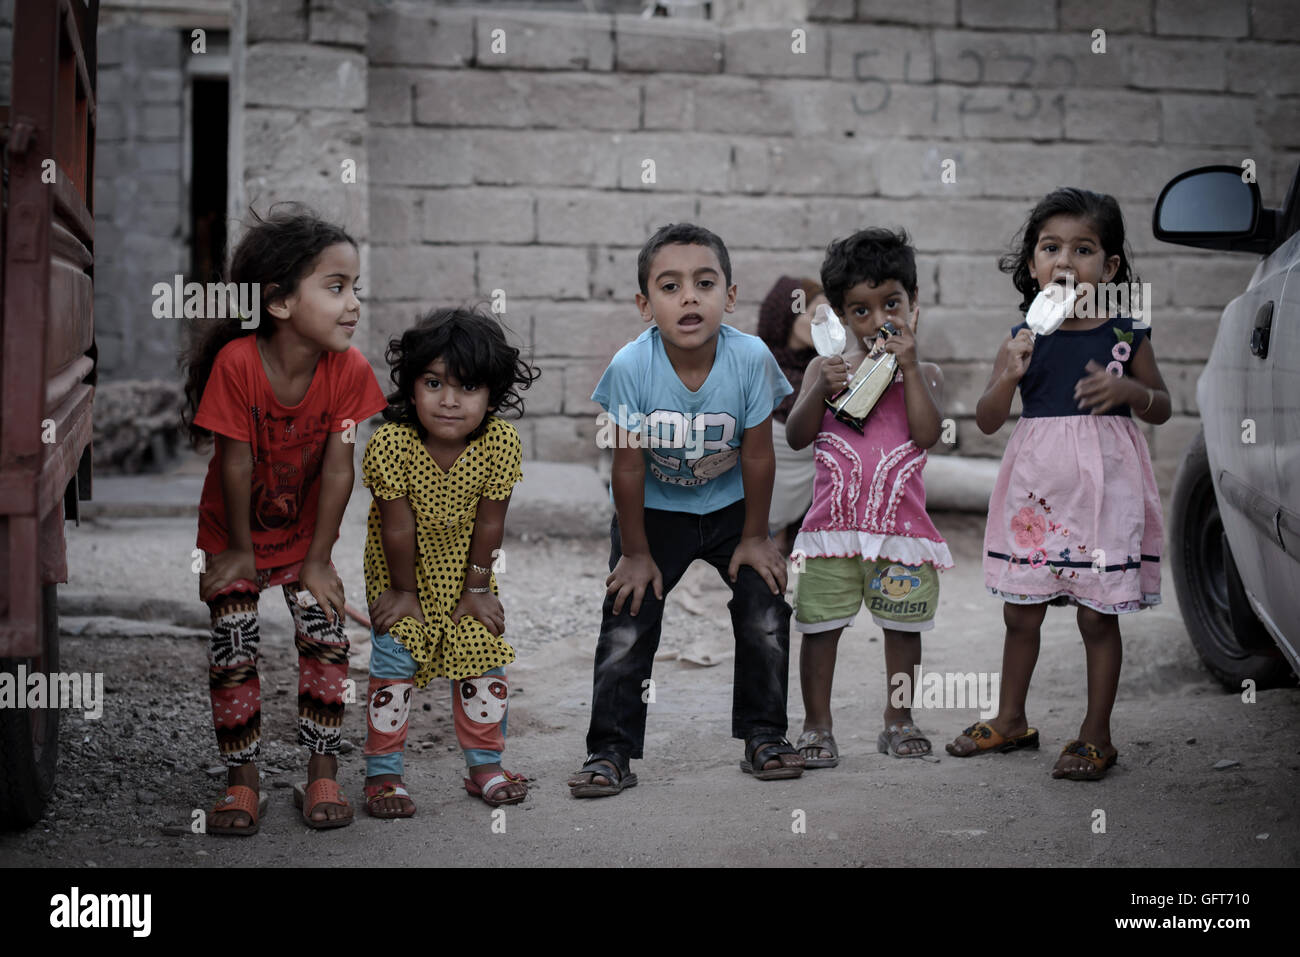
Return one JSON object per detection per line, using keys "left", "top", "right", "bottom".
{"left": 792, "top": 373, "right": 953, "bottom": 569}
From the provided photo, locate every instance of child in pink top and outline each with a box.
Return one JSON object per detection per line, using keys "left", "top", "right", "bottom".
{"left": 785, "top": 228, "right": 952, "bottom": 767}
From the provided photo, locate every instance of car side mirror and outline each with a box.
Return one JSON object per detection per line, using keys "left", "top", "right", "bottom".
{"left": 1153, "top": 165, "right": 1277, "bottom": 254}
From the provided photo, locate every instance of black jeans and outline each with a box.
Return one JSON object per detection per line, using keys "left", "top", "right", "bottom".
{"left": 585, "top": 500, "right": 792, "bottom": 763}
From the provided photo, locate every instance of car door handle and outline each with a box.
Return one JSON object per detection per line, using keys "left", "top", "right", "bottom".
{"left": 1250, "top": 301, "right": 1273, "bottom": 358}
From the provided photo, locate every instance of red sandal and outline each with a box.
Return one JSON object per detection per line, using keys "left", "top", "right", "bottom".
{"left": 209, "top": 785, "right": 267, "bottom": 837}
{"left": 463, "top": 768, "right": 528, "bottom": 807}
{"left": 293, "top": 778, "right": 355, "bottom": 829}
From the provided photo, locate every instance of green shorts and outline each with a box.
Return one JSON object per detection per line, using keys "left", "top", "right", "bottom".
{"left": 794, "top": 556, "right": 940, "bottom": 633}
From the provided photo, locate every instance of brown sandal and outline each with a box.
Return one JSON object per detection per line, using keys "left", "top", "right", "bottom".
{"left": 946, "top": 721, "right": 1040, "bottom": 757}
{"left": 1051, "top": 739, "right": 1118, "bottom": 781}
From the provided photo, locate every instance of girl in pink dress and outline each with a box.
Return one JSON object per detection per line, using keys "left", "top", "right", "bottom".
{"left": 946, "top": 188, "right": 1171, "bottom": 781}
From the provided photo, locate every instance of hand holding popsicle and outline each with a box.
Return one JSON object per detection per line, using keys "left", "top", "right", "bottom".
{"left": 1025, "top": 283, "right": 1077, "bottom": 339}
{"left": 810, "top": 302, "right": 847, "bottom": 356}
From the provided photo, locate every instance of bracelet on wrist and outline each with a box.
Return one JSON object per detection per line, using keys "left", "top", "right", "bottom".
{"left": 1141, "top": 387, "right": 1155, "bottom": 414}
{"left": 467, "top": 562, "right": 492, "bottom": 576}
{"left": 465, "top": 585, "right": 491, "bottom": 594}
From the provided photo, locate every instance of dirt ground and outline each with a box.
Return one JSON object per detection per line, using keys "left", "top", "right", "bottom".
{"left": 2, "top": 497, "right": 1298, "bottom": 868}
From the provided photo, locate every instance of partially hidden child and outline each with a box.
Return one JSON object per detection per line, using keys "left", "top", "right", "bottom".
{"left": 568, "top": 223, "right": 805, "bottom": 798}
{"left": 181, "top": 207, "right": 388, "bottom": 834}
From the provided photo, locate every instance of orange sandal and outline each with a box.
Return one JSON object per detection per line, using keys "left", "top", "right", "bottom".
{"left": 946, "top": 721, "right": 1040, "bottom": 757}
{"left": 293, "top": 778, "right": 355, "bottom": 829}
{"left": 209, "top": 785, "right": 267, "bottom": 837}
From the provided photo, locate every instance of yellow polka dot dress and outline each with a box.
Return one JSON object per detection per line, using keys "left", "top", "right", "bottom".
{"left": 362, "top": 418, "right": 522, "bottom": 688}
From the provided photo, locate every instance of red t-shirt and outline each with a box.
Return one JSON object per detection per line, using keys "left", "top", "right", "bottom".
{"left": 194, "top": 336, "right": 388, "bottom": 568}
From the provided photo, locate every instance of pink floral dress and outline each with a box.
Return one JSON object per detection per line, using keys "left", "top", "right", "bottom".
{"left": 983, "top": 316, "right": 1163, "bottom": 614}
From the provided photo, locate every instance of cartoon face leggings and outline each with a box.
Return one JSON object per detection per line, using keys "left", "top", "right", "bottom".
{"left": 364, "top": 629, "right": 508, "bottom": 777}
{"left": 206, "top": 563, "right": 350, "bottom": 766}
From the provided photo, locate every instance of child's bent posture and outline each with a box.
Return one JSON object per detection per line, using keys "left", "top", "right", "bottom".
{"left": 361, "top": 308, "right": 538, "bottom": 814}
{"left": 182, "top": 206, "right": 388, "bottom": 834}
{"left": 784, "top": 228, "right": 952, "bottom": 766}
{"left": 568, "top": 223, "right": 804, "bottom": 798}
{"left": 946, "top": 188, "right": 1169, "bottom": 781}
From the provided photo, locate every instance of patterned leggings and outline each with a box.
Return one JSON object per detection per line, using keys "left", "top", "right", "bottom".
{"left": 206, "top": 563, "right": 349, "bottom": 766}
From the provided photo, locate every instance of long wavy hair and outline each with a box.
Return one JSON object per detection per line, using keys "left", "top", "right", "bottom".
{"left": 179, "top": 204, "right": 356, "bottom": 447}
{"left": 998, "top": 187, "right": 1137, "bottom": 314}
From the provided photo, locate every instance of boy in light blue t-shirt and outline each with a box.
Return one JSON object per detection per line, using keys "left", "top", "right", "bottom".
{"left": 567, "top": 223, "right": 806, "bottom": 798}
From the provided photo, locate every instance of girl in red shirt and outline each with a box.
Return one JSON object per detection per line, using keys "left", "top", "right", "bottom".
{"left": 180, "top": 207, "right": 387, "bottom": 834}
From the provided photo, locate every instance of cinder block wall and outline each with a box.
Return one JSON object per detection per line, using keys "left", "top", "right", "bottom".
{"left": 92, "top": 25, "right": 187, "bottom": 380}
{"left": 362, "top": 2, "right": 1300, "bottom": 489}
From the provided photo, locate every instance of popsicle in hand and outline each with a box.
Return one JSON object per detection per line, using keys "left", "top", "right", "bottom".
{"left": 810, "top": 302, "right": 847, "bottom": 356}
{"left": 1025, "top": 283, "right": 1077, "bottom": 339}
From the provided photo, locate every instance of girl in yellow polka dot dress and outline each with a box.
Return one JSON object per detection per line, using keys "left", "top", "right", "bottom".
{"left": 361, "top": 307, "right": 538, "bottom": 815}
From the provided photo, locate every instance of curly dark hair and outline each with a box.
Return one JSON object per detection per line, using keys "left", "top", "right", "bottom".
{"left": 382, "top": 307, "right": 539, "bottom": 442}
{"left": 819, "top": 227, "right": 918, "bottom": 314}
{"left": 179, "top": 204, "right": 356, "bottom": 447}
{"left": 637, "top": 222, "right": 732, "bottom": 296}
{"left": 999, "top": 187, "right": 1137, "bottom": 314}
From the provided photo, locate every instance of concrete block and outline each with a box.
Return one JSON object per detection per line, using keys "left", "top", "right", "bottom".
{"left": 97, "top": 27, "right": 126, "bottom": 67}
{"left": 829, "top": 24, "right": 933, "bottom": 83}
{"left": 1225, "top": 42, "right": 1300, "bottom": 95}
{"left": 1078, "top": 144, "right": 1227, "bottom": 204}
{"left": 914, "top": 307, "right": 1015, "bottom": 362}
{"left": 904, "top": 199, "right": 1034, "bottom": 255}
{"left": 937, "top": 258, "right": 1014, "bottom": 308}
{"left": 129, "top": 27, "right": 182, "bottom": 68}
{"left": 1251, "top": 0, "right": 1300, "bottom": 41}
{"left": 1161, "top": 93, "right": 1256, "bottom": 146}
{"left": 528, "top": 415, "right": 601, "bottom": 464}
{"left": 1123, "top": 36, "right": 1226, "bottom": 90}
{"left": 368, "top": 68, "right": 414, "bottom": 125}
{"left": 474, "top": 11, "right": 614, "bottom": 71}
{"left": 1155, "top": 0, "right": 1247, "bottom": 38}
{"left": 561, "top": 359, "right": 610, "bottom": 417}
{"left": 1136, "top": 308, "right": 1219, "bottom": 362}
{"left": 728, "top": 250, "right": 826, "bottom": 304}
{"left": 370, "top": 188, "right": 424, "bottom": 244}
{"left": 242, "top": 108, "right": 363, "bottom": 184}
{"left": 508, "top": 461, "right": 612, "bottom": 536}
{"left": 528, "top": 299, "right": 648, "bottom": 359}
{"left": 525, "top": 360, "right": 566, "bottom": 415}
{"left": 613, "top": 134, "right": 731, "bottom": 193}
{"left": 368, "top": 7, "right": 473, "bottom": 67}
{"left": 959, "top": 0, "right": 1055, "bottom": 30}
{"left": 1259, "top": 98, "right": 1300, "bottom": 149}
{"left": 537, "top": 190, "right": 693, "bottom": 247}
{"left": 1161, "top": 361, "right": 1201, "bottom": 415}
{"left": 140, "top": 68, "right": 182, "bottom": 104}
{"left": 697, "top": 196, "right": 816, "bottom": 249}
{"left": 786, "top": 79, "right": 963, "bottom": 139}
{"left": 248, "top": 0, "right": 308, "bottom": 42}
{"left": 691, "top": 76, "right": 797, "bottom": 135}
{"left": 1060, "top": 0, "right": 1152, "bottom": 33}
{"left": 958, "top": 86, "right": 1064, "bottom": 140}
{"left": 614, "top": 14, "right": 722, "bottom": 73}
{"left": 808, "top": 0, "right": 856, "bottom": 22}
{"left": 877, "top": 141, "right": 1081, "bottom": 200}
{"left": 369, "top": 245, "right": 476, "bottom": 301}
{"left": 589, "top": 246, "right": 643, "bottom": 301}
{"left": 136, "top": 141, "right": 181, "bottom": 173}
{"left": 478, "top": 245, "right": 590, "bottom": 300}
{"left": 758, "top": 139, "right": 878, "bottom": 196}
{"left": 424, "top": 189, "right": 536, "bottom": 244}
{"left": 415, "top": 72, "right": 639, "bottom": 130}
{"left": 469, "top": 131, "right": 619, "bottom": 189}
{"left": 935, "top": 361, "right": 1001, "bottom": 417}
{"left": 140, "top": 104, "right": 182, "bottom": 141}
{"left": 309, "top": 0, "right": 368, "bottom": 47}
{"left": 370, "top": 127, "right": 472, "bottom": 186}
{"left": 1162, "top": 256, "right": 1257, "bottom": 310}
{"left": 728, "top": 139, "right": 770, "bottom": 194}
{"left": 244, "top": 44, "right": 366, "bottom": 110}
{"left": 1064, "top": 89, "right": 1160, "bottom": 143}
{"left": 642, "top": 74, "right": 696, "bottom": 130}
{"left": 933, "top": 30, "right": 1131, "bottom": 89}
{"left": 724, "top": 25, "right": 830, "bottom": 78}
{"left": 853, "top": 0, "right": 957, "bottom": 27}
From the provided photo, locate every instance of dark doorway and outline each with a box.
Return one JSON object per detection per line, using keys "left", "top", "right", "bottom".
{"left": 190, "top": 75, "right": 227, "bottom": 283}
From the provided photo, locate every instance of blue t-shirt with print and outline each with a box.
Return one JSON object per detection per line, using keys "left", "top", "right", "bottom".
{"left": 591, "top": 324, "right": 793, "bottom": 515}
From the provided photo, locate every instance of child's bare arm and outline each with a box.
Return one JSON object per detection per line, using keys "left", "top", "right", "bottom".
{"left": 199, "top": 436, "right": 256, "bottom": 601}
{"left": 731, "top": 416, "right": 787, "bottom": 595}
{"left": 300, "top": 431, "right": 353, "bottom": 622}
{"left": 1125, "top": 338, "right": 1171, "bottom": 424}
{"left": 370, "top": 493, "right": 423, "bottom": 635}
{"left": 976, "top": 331, "right": 1032, "bottom": 435}
{"left": 899, "top": 359, "right": 943, "bottom": 449}
{"left": 452, "top": 493, "right": 511, "bottom": 637}
{"left": 606, "top": 431, "right": 663, "bottom": 616}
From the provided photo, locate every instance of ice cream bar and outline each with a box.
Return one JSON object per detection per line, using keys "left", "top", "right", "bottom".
{"left": 1025, "top": 284, "right": 1077, "bottom": 338}
{"left": 810, "top": 302, "right": 847, "bottom": 357}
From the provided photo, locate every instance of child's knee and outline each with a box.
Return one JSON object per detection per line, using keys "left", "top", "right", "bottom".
{"left": 1003, "top": 601, "right": 1046, "bottom": 632}
{"left": 1076, "top": 605, "right": 1117, "bottom": 638}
